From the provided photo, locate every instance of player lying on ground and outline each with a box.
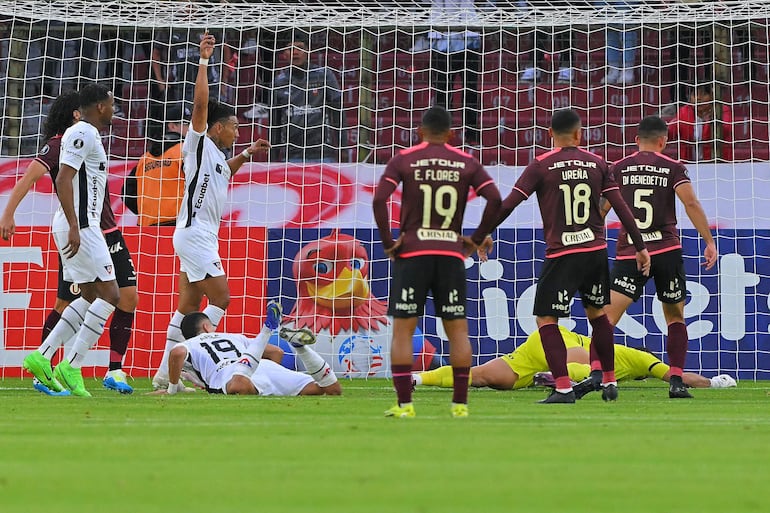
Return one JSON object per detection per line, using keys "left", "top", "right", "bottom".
{"left": 153, "top": 302, "right": 341, "bottom": 396}
{"left": 415, "top": 325, "right": 736, "bottom": 395}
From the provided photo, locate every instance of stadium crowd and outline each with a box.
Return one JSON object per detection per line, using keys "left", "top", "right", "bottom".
{"left": 0, "top": 15, "right": 765, "bottom": 163}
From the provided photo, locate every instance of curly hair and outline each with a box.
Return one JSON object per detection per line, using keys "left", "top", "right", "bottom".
{"left": 42, "top": 90, "right": 80, "bottom": 140}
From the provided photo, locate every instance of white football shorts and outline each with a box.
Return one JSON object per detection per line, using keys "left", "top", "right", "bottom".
{"left": 250, "top": 359, "right": 315, "bottom": 396}
{"left": 173, "top": 227, "right": 225, "bottom": 283}
{"left": 53, "top": 225, "right": 115, "bottom": 284}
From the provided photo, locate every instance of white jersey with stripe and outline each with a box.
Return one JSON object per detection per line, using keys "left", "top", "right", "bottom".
{"left": 53, "top": 121, "right": 108, "bottom": 231}
{"left": 177, "top": 126, "right": 232, "bottom": 235}
{"left": 181, "top": 332, "right": 253, "bottom": 390}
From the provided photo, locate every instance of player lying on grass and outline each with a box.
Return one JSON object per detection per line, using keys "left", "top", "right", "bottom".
{"left": 154, "top": 302, "right": 341, "bottom": 396}
{"left": 415, "top": 325, "right": 736, "bottom": 395}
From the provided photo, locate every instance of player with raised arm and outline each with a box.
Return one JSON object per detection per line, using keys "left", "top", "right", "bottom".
{"left": 599, "top": 115, "right": 718, "bottom": 399}
{"left": 8, "top": 91, "right": 138, "bottom": 395}
{"left": 414, "top": 325, "right": 737, "bottom": 392}
{"left": 19, "top": 84, "right": 120, "bottom": 397}
{"left": 372, "top": 106, "right": 501, "bottom": 418}
{"left": 153, "top": 32, "right": 269, "bottom": 389}
{"left": 155, "top": 302, "right": 341, "bottom": 396}
{"left": 491, "top": 108, "right": 650, "bottom": 403}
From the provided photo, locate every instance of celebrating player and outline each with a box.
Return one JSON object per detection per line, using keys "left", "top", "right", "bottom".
{"left": 153, "top": 32, "right": 269, "bottom": 389}
{"left": 155, "top": 302, "right": 341, "bottom": 396}
{"left": 372, "top": 105, "right": 501, "bottom": 418}
{"left": 491, "top": 108, "right": 650, "bottom": 403}
{"left": 414, "top": 325, "right": 737, "bottom": 392}
{"left": 19, "top": 84, "right": 121, "bottom": 397}
{"left": 7, "top": 90, "right": 138, "bottom": 395}
{"left": 600, "top": 115, "right": 718, "bottom": 399}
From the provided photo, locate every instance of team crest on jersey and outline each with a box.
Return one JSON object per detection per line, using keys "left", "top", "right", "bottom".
{"left": 73, "top": 139, "right": 84, "bottom": 149}
{"left": 40, "top": 145, "right": 50, "bottom": 156}
{"left": 104, "top": 265, "right": 113, "bottom": 274}
{"left": 215, "top": 164, "right": 223, "bottom": 174}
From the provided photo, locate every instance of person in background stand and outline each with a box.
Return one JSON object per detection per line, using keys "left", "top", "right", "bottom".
{"left": 269, "top": 34, "right": 343, "bottom": 163}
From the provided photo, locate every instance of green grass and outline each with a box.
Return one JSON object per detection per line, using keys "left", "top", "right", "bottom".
{"left": 1, "top": 378, "right": 770, "bottom": 513}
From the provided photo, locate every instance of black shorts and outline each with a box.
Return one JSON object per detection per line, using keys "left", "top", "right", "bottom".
{"left": 388, "top": 255, "right": 467, "bottom": 319}
{"left": 534, "top": 249, "right": 610, "bottom": 317}
{"left": 610, "top": 248, "right": 686, "bottom": 304}
{"left": 57, "top": 230, "right": 137, "bottom": 300}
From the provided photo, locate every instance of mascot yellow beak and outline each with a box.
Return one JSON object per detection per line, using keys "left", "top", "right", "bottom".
{"left": 308, "top": 267, "right": 369, "bottom": 309}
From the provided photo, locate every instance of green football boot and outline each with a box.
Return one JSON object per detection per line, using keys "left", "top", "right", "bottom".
{"left": 23, "top": 350, "right": 64, "bottom": 392}
{"left": 54, "top": 360, "right": 92, "bottom": 397}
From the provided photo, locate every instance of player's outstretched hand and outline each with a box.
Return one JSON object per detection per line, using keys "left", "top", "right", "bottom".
{"left": 459, "top": 236, "right": 477, "bottom": 258}
{"left": 710, "top": 374, "right": 737, "bottom": 388}
{"left": 635, "top": 248, "right": 651, "bottom": 276}
{"left": 476, "top": 235, "right": 494, "bottom": 262}
{"left": 62, "top": 225, "right": 81, "bottom": 258}
{"left": 0, "top": 214, "right": 15, "bottom": 240}
{"left": 702, "top": 241, "right": 717, "bottom": 270}
{"left": 384, "top": 235, "right": 403, "bottom": 261}
{"left": 199, "top": 32, "right": 216, "bottom": 60}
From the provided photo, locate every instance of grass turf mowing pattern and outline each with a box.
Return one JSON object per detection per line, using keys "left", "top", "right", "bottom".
{"left": 1, "top": 378, "right": 769, "bottom": 513}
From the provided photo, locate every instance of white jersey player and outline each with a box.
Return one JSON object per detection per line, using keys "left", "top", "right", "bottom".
{"left": 154, "top": 32, "right": 269, "bottom": 389}
{"left": 157, "top": 302, "right": 341, "bottom": 396}
{"left": 23, "top": 84, "right": 121, "bottom": 397}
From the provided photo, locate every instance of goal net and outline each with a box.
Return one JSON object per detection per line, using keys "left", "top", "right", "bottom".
{"left": 0, "top": 0, "right": 768, "bottom": 382}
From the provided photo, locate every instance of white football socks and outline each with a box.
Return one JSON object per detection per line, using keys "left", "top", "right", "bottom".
{"left": 237, "top": 326, "right": 272, "bottom": 372}
{"left": 202, "top": 304, "right": 225, "bottom": 330}
{"left": 292, "top": 345, "right": 337, "bottom": 387}
{"left": 39, "top": 297, "right": 91, "bottom": 359}
{"left": 159, "top": 310, "right": 185, "bottom": 374}
{"left": 67, "top": 298, "right": 115, "bottom": 368}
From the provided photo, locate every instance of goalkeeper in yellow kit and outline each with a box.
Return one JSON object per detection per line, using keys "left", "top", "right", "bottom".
{"left": 414, "top": 326, "right": 736, "bottom": 394}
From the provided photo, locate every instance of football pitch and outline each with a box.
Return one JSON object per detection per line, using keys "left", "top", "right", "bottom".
{"left": 1, "top": 378, "right": 769, "bottom": 513}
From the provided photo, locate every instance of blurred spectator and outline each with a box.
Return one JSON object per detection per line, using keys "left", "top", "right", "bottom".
{"left": 667, "top": 83, "right": 733, "bottom": 162}
{"left": 425, "top": 0, "right": 488, "bottom": 146}
{"left": 144, "top": 31, "right": 174, "bottom": 143}
{"left": 122, "top": 103, "right": 190, "bottom": 226}
{"left": 520, "top": 1, "right": 576, "bottom": 83}
{"left": 599, "top": 1, "right": 638, "bottom": 85}
{"left": 167, "top": 28, "right": 225, "bottom": 110}
{"left": 268, "top": 35, "right": 343, "bottom": 163}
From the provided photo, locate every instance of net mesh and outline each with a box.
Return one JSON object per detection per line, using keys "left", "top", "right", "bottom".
{"left": 0, "top": 0, "right": 768, "bottom": 380}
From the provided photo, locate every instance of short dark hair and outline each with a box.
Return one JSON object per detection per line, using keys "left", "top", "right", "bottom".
{"left": 43, "top": 90, "right": 80, "bottom": 140}
{"left": 421, "top": 106, "right": 452, "bottom": 134}
{"left": 637, "top": 115, "right": 668, "bottom": 140}
{"left": 550, "top": 109, "right": 581, "bottom": 135}
{"left": 79, "top": 83, "right": 111, "bottom": 109}
{"left": 180, "top": 312, "right": 210, "bottom": 340}
{"left": 207, "top": 100, "right": 236, "bottom": 126}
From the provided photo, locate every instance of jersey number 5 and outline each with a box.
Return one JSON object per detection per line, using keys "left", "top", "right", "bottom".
{"left": 633, "top": 188, "right": 654, "bottom": 230}
{"left": 419, "top": 184, "right": 458, "bottom": 229}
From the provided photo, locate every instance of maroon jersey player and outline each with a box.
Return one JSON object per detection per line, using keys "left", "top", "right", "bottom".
{"left": 492, "top": 109, "right": 650, "bottom": 404}
{"left": 373, "top": 106, "right": 501, "bottom": 418}
{"left": 602, "top": 115, "right": 717, "bottom": 399}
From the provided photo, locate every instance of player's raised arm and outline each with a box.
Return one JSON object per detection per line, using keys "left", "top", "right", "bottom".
{"left": 191, "top": 32, "right": 216, "bottom": 134}
{"left": 0, "top": 160, "right": 48, "bottom": 240}
{"left": 675, "top": 182, "right": 717, "bottom": 270}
